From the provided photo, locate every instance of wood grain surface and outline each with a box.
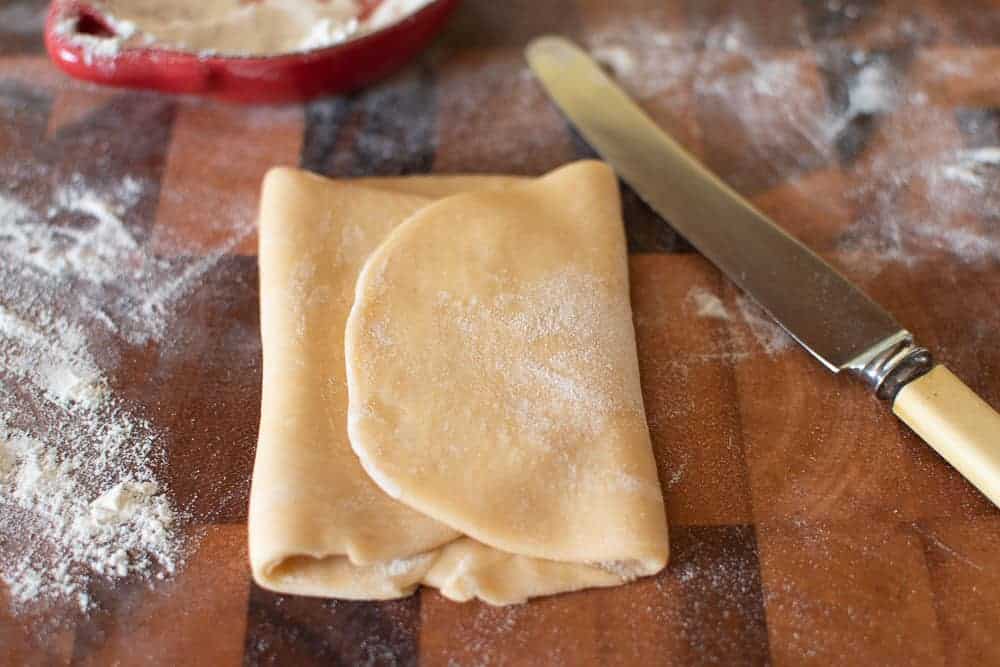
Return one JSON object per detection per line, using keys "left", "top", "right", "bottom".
{"left": 1, "top": 0, "right": 999, "bottom": 664}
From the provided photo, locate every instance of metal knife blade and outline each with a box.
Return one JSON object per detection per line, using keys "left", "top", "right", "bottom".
{"left": 525, "top": 36, "right": 914, "bottom": 384}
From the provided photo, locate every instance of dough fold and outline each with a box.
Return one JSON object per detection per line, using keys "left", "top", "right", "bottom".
{"left": 249, "top": 162, "right": 668, "bottom": 605}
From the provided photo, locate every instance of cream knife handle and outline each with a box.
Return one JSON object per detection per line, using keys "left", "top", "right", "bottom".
{"left": 893, "top": 365, "right": 1000, "bottom": 507}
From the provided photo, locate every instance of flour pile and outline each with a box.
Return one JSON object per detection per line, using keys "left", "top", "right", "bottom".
{"left": 0, "top": 177, "right": 195, "bottom": 613}
{"left": 0, "top": 424, "right": 178, "bottom": 612}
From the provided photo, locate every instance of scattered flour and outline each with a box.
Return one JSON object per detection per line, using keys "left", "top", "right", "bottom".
{"left": 685, "top": 286, "right": 793, "bottom": 360}
{"left": 665, "top": 460, "right": 688, "bottom": 490}
{"left": 735, "top": 296, "right": 794, "bottom": 355}
{"left": 583, "top": 14, "right": 998, "bottom": 273}
{"left": 0, "top": 192, "right": 32, "bottom": 224}
{"left": 846, "top": 58, "right": 897, "bottom": 115}
{"left": 2, "top": 175, "right": 247, "bottom": 346}
{"left": 0, "top": 385, "right": 181, "bottom": 612}
{"left": 584, "top": 21, "right": 692, "bottom": 101}
{"left": 0, "top": 305, "right": 108, "bottom": 409}
{"left": 1, "top": 426, "right": 179, "bottom": 611}
{"left": 842, "top": 143, "right": 1000, "bottom": 270}
{"left": 0, "top": 173, "right": 238, "bottom": 613}
{"left": 940, "top": 147, "right": 1000, "bottom": 190}
{"left": 687, "top": 286, "right": 732, "bottom": 321}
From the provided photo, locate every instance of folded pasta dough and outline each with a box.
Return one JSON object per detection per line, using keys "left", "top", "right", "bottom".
{"left": 249, "top": 161, "right": 669, "bottom": 605}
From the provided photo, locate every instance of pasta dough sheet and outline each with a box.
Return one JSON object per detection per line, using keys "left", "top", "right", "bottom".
{"left": 249, "top": 161, "right": 669, "bottom": 605}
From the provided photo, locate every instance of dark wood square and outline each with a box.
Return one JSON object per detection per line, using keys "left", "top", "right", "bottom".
{"left": 244, "top": 586, "right": 421, "bottom": 666}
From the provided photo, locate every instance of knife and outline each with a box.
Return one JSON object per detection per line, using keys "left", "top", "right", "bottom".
{"left": 526, "top": 36, "right": 1000, "bottom": 509}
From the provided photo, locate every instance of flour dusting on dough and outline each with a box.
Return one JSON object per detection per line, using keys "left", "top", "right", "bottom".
{"left": 430, "top": 269, "right": 644, "bottom": 444}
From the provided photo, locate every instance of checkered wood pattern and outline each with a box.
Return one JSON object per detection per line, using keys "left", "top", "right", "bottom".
{"left": 2, "top": 0, "right": 999, "bottom": 664}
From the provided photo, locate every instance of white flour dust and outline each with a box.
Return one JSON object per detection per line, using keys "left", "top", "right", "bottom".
{"left": 585, "top": 17, "right": 694, "bottom": 101}
{"left": 0, "top": 173, "right": 242, "bottom": 613}
{"left": 0, "top": 428, "right": 178, "bottom": 611}
{"left": 2, "top": 177, "right": 245, "bottom": 346}
{"left": 583, "top": 15, "right": 999, "bottom": 273}
{"left": 685, "top": 286, "right": 793, "bottom": 361}
{"left": 826, "top": 56, "right": 898, "bottom": 141}
{"left": 687, "top": 286, "right": 732, "bottom": 322}
{"left": 0, "top": 306, "right": 107, "bottom": 409}
{"left": 353, "top": 265, "right": 653, "bottom": 503}
{"left": 735, "top": 296, "right": 794, "bottom": 355}
{"left": 843, "top": 144, "right": 1000, "bottom": 270}
{"left": 941, "top": 147, "right": 1000, "bottom": 189}
{"left": 0, "top": 314, "right": 181, "bottom": 613}
{"left": 425, "top": 269, "right": 643, "bottom": 446}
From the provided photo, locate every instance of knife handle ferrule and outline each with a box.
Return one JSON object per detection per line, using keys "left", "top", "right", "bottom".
{"left": 850, "top": 333, "right": 934, "bottom": 400}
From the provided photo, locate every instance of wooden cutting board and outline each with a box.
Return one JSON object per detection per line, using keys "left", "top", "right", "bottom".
{"left": 2, "top": 0, "right": 999, "bottom": 664}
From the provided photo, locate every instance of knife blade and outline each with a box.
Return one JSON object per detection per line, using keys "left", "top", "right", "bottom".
{"left": 526, "top": 36, "right": 1000, "bottom": 508}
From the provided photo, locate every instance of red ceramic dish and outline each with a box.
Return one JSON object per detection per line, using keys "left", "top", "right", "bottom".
{"left": 44, "top": 0, "right": 461, "bottom": 104}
